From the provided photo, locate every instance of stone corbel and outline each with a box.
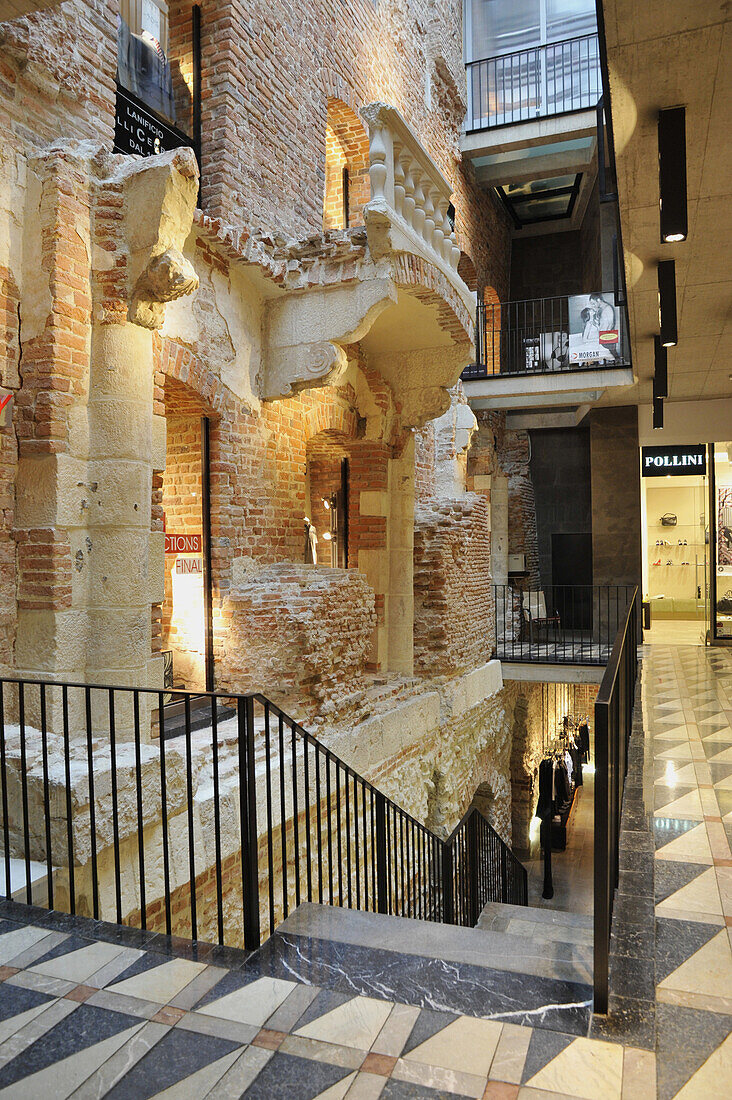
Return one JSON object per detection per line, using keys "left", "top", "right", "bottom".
{"left": 262, "top": 277, "right": 396, "bottom": 400}
{"left": 129, "top": 248, "right": 198, "bottom": 330}
{"left": 99, "top": 147, "right": 200, "bottom": 330}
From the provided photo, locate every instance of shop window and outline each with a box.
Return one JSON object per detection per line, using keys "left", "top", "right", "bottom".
{"left": 323, "top": 99, "right": 370, "bottom": 232}
{"left": 714, "top": 443, "right": 732, "bottom": 640}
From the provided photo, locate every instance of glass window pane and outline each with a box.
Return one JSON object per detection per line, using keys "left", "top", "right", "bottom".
{"left": 546, "top": 0, "right": 596, "bottom": 42}
{"left": 469, "top": 0, "right": 540, "bottom": 61}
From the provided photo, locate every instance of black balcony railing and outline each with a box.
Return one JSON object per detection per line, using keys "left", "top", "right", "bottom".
{"left": 466, "top": 33, "right": 600, "bottom": 131}
{"left": 0, "top": 678, "right": 526, "bottom": 950}
{"left": 462, "top": 294, "right": 630, "bottom": 380}
{"left": 593, "top": 587, "right": 639, "bottom": 1012}
{"left": 493, "top": 584, "right": 637, "bottom": 665}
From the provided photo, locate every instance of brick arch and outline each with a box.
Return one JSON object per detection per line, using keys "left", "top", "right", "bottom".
{"left": 323, "top": 97, "right": 370, "bottom": 231}
{"left": 302, "top": 398, "right": 360, "bottom": 444}
{"left": 153, "top": 336, "right": 229, "bottom": 419}
{"left": 392, "top": 253, "right": 473, "bottom": 344}
{"left": 319, "top": 67, "right": 365, "bottom": 118}
{"left": 458, "top": 251, "right": 478, "bottom": 293}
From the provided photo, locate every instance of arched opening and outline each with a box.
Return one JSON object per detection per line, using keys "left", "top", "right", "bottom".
{"left": 305, "top": 430, "right": 352, "bottom": 569}
{"left": 159, "top": 374, "right": 218, "bottom": 692}
{"left": 458, "top": 251, "right": 478, "bottom": 292}
{"left": 323, "top": 98, "right": 370, "bottom": 231}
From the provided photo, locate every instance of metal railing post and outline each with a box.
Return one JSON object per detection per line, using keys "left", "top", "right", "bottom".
{"left": 594, "top": 694, "right": 610, "bottom": 1014}
{"left": 441, "top": 840, "right": 454, "bottom": 925}
{"left": 239, "top": 696, "right": 261, "bottom": 949}
{"left": 375, "top": 790, "right": 389, "bottom": 914}
{"left": 467, "top": 813, "right": 479, "bottom": 926}
{"left": 500, "top": 844, "right": 508, "bottom": 903}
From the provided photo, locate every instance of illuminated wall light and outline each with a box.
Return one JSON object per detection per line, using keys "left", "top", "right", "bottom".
{"left": 653, "top": 335, "right": 668, "bottom": 398}
{"left": 658, "top": 106, "right": 688, "bottom": 243}
{"left": 653, "top": 395, "right": 664, "bottom": 430}
{"left": 658, "top": 260, "right": 678, "bottom": 347}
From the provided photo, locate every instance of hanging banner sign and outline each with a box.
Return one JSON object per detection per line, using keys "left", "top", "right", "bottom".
{"left": 165, "top": 533, "right": 202, "bottom": 554}
{"left": 641, "top": 444, "right": 706, "bottom": 477}
{"left": 114, "top": 85, "right": 195, "bottom": 158}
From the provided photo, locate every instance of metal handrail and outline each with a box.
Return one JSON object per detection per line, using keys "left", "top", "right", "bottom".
{"left": 593, "top": 587, "right": 639, "bottom": 1013}
{"left": 0, "top": 676, "right": 527, "bottom": 951}
{"left": 466, "top": 33, "right": 600, "bottom": 131}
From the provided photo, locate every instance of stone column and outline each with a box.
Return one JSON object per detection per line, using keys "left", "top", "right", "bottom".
{"left": 14, "top": 145, "right": 198, "bottom": 733}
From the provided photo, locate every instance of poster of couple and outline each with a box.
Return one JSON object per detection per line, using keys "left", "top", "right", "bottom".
{"left": 567, "top": 293, "right": 621, "bottom": 365}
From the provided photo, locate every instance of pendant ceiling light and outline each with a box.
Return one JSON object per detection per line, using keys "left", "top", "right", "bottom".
{"left": 658, "top": 107, "right": 688, "bottom": 243}
{"left": 658, "top": 260, "right": 678, "bottom": 347}
{"left": 651, "top": 396, "right": 664, "bottom": 429}
{"left": 653, "top": 336, "right": 668, "bottom": 398}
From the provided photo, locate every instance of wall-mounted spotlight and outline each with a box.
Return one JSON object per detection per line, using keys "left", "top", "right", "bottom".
{"left": 653, "top": 336, "right": 668, "bottom": 398}
{"left": 653, "top": 395, "right": 664, "bottom": 430}
{"left": 658, "top": 106, "right": 687, "bottom": 243}
{"left": 658, "top": 260, "right": 678, "bottom": 347}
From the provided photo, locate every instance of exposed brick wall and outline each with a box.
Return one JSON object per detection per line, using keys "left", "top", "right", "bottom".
{"left": 15, "top": 528, "right": 73, "bottom": 612}
{"left": 413, "top": 494, "right": 493, "bottom": 676}
{"left": 0, "top": 1, "right": 116, "bottom": 153}
{"left": 414, "top": 424, "right": 436, "bottom": 504}
{"left": 197, "top": 0, "right": 511, "bottom": 293}
{"left": 222, "top": 562, "right": 376, "bottom": 713}
{"left": 323, "top": 98, "right": 371, "bottom": 231}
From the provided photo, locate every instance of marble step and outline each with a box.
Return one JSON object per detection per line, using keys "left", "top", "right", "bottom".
{"left": 478, "top": 901, "right": 594, "bottom": 949}
{"left": 251, "top": 902, "right": 593, "bottom": 1036}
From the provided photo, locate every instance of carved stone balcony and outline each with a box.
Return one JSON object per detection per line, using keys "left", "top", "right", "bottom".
{"left": 360, "top": 102, "right": 471, "bottom": 310}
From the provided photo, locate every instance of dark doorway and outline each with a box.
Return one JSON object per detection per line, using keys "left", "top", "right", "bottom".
{"left": 551, "top": 532, "right": 593, "bottom": 629}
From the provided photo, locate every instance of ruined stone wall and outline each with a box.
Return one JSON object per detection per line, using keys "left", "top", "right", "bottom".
{"left": 413, "top": 495, "right": 493, "bottom": 676}
{"left": 222, "top": 563, "right": 376, "bottom": 714}
{"left": 468, "top": 410, "right": 540, "bottom": 586}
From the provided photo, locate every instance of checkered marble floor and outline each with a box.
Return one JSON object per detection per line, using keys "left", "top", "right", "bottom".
{"left": 606, "top": 642, "right": 732, "bottom": 1100}
{"left": 0, "top": 899, "right": 654, "bottom": 1099}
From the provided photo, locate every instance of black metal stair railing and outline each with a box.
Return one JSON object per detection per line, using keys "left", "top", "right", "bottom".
{"left": 0, "top": 677, "right": 527, "bottom": 951}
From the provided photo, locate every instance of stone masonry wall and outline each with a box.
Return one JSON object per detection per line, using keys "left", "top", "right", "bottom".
{"left": 413, "top": 495, "right": 493, "bottom": 676}
{"left": 222, "top": 562, "right": 376, "bottom": 716}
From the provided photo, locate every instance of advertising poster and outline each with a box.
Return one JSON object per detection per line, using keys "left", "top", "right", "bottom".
{"left": 718, "top": 486, "right": 732, "bottom": 566}
{"left": 567, "top": 293, "right": 620, "bottom": 366}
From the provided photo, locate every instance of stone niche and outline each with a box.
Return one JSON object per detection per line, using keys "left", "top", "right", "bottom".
{"left": 221, "top": 562, "right": 377, "bottom": 715}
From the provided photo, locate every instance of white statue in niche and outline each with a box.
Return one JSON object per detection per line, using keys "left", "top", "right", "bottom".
{"left": 304, "top": 517, "right": 318, "bottom": 564}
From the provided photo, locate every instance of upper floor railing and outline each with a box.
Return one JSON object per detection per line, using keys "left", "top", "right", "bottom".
{"left": 466, "top": 33, "right": 601, "bottom": 131}
{"left": 462, "top": 292, "right": 631, "bottom": 380}
{"left": 494, "top": 584, "right": 638, "bottom": 666}
{"left": 0, "top": 677, "right": 526, "bottom": 951}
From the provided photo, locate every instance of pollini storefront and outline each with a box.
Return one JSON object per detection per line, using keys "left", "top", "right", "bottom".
{"left": 640, "top": 439, "right": 732, "bottom": 644}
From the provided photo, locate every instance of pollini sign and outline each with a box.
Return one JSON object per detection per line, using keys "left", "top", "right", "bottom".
{"left": 641, "top": 444, "right": 706, "bottom": 477}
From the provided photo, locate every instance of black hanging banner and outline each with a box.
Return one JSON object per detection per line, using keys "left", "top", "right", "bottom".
{"left": 641, "top": 444, "right": 706, "bottom": 478}
{"left": 114, "top": 85, "right": 195, "bottom": 158}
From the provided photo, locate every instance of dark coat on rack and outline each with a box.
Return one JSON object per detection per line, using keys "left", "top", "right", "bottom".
{"left": 535, "top": 758, "right": 554, "bottom": 819}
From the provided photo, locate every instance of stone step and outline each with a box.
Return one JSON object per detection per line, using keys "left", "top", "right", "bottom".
{"left": 252, "top": 902, "right": 593, "bottom": 1036}
{"left": 478, "top": 901, "right": 594, "bottom": 949}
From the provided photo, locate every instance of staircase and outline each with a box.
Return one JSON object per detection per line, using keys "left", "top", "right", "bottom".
{"left": 249, "top": 900, "right": 594, "bottom": 1036}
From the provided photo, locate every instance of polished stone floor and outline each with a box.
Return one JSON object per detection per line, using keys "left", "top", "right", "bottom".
{"left": 0, "top": 641, "right": 730, "bottom": 1097}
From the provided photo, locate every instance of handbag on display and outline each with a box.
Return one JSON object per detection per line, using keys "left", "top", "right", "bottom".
{"left": 717, "top": 591, "right": 732, "bottom": 614}
{"left": 660, "top": 513, "right": 678, "bottom": 527}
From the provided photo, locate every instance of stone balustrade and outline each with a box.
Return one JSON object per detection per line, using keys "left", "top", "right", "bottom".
{"left": 360, "top": 102, "right": 464, "bottom": 289}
